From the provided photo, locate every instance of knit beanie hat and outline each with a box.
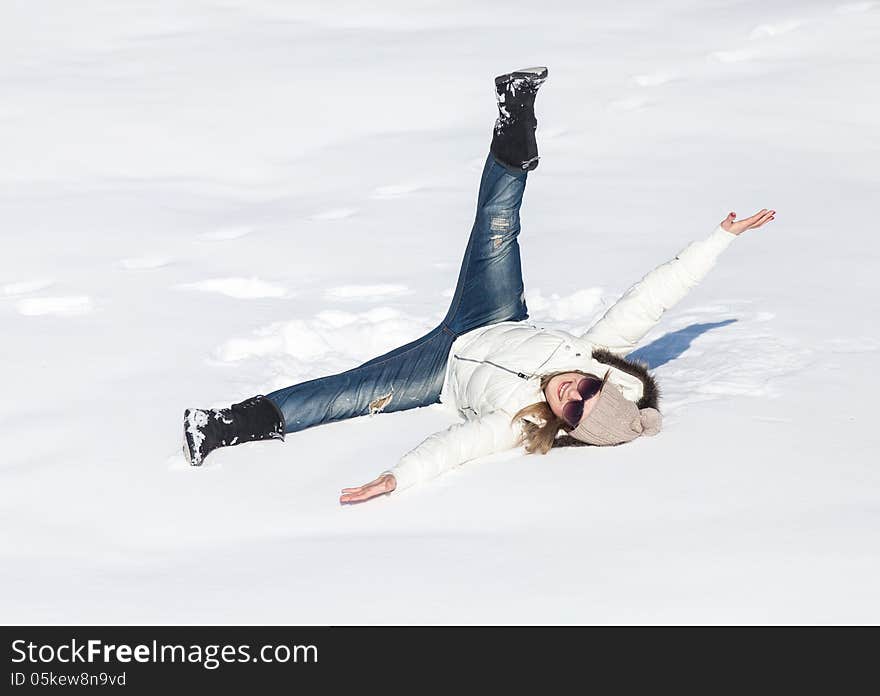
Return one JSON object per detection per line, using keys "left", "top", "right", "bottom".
{"left": 569, "top": 370, "right": 662, "bottom": 446}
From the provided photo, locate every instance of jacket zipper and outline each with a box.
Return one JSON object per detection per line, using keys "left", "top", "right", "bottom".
{"left": 452, "top": 339, "right": 568, "bottom": 382}
{"left": 453, "top": 354, "right": 532, "bottom": 380}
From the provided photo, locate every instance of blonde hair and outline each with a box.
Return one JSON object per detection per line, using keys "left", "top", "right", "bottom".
{"left": 511, "top": 369, "right": 598, "bottom": 455}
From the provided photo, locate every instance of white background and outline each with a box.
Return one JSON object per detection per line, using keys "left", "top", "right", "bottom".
{"left": 2, "top": 0, "right": 879, "bottom": 623}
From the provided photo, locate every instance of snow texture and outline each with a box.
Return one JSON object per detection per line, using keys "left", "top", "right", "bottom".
{"left": 1, "top": 0, "right": 879, "bottom": 624}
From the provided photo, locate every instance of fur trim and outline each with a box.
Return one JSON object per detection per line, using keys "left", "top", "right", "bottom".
{"left": 590, "top": 348, "right": 661, "bottom": 411}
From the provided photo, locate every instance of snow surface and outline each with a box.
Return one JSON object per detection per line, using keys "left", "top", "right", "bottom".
{"left": 2, "top": 0, "right": 879, "bottom": 624}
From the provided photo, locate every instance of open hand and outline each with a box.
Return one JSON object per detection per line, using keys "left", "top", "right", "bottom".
{"left": 340, "top": 473, "right": 397, "bottom": 505}
{"left": 721, "top": 209, "right": 775, "bottom": 236}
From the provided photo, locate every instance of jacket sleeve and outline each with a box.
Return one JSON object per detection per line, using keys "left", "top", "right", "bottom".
{"left": 380, "top": 410, "right": 523, "bottom": 492}
{"left": 581, "top": 225, "right": 737, "bottom": 356}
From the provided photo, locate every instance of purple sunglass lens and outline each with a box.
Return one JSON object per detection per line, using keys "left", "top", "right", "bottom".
{"left": 578, "top": 377, "right": 603, "bottom": 400}
{"left": 562, "top": 376, "right": 603, "bottom": 427}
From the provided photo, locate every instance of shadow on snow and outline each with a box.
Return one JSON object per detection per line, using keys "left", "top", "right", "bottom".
{"left": 627, "top": 319, "right": 737, "bottom": 369}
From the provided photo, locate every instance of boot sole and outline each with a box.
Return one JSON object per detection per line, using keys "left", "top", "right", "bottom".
{"left": 182, "top": 408, "right": 200, "bottom": 466}
{"left": 182, "top": 432, "right": 193, "bottom": 465}
{"left": 495, "top": 66, "right": 548, "bottom": 86}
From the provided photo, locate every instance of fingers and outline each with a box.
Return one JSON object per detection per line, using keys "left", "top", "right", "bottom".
{"left": 725, "top": 208, "right": 775, "bottom": 235}
{"left": 341, "top": 475, "right": 383, "bottom": 494}
{"left": 339, "top": 477, "right": 390, "bottom": 504}
{"left": 340, "top": 486, "right": 368, "bottom": 503}
{"left": 743, "top": 208, "right": 767, "bottom": 224}
{"left": 747, "top": 208, "right": 775, "bottom": 224}
{"left": 748, "top": 209, "right": 775, "bottom": 229}
{"left": 339, "top": 490, "right": 372, "bottom": 504}
{"left": 339, "top": 487, "right": 382, "bottom": 504}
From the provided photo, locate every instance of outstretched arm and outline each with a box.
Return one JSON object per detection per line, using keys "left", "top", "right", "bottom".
{"left": 339, "top": 410, "right": 522, "bottom": 504}
{"left": 581, "top": 209, "right": 775, "bottom": 356}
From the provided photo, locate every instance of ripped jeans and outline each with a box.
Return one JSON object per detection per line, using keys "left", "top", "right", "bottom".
{"left": 266, "top": 153, "right": 530, "bottom": 434}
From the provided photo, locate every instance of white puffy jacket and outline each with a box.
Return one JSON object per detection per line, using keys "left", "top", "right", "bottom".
{"left": 382, "top": 225, "right": 737, "bottom": 491}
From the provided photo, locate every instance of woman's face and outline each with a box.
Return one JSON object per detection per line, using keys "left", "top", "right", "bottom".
{"left": 543, "top": 372, "right": 602, "bottom": 425}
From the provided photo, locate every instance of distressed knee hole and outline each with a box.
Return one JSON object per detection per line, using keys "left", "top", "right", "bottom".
{"left": 490, "top": 216, "right": 511, "bottom": 232}
{"left": 369, "top": 388, "right": 394, "bottom": 415}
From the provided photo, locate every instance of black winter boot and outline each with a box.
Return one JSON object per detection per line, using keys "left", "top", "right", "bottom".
{"left": 183, "top": 395, "right": 285, "bottom": 466}
{"left": 490, "top": 66, "right": 548, "bottom": 171}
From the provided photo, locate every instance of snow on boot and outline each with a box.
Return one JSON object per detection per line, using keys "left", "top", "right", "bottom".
{"left": 183, "top": 394, "right": 285, "bottom": 466}
{"left": 490, "top": 66, "right": 548, "bottom": 172}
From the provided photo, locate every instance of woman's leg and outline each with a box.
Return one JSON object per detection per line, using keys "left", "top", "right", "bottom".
{"left": 442, "top": 66, "right": 547, "bottom": 337}
{"left": 185, "top": 325, "right": 454, "bottom": 464}
{"left": 441, "top": 152, "right": 531, "bottom": 337}
{"left": 184, "top": 67, "right": 547, "bottom": 464}
{"left": 265, "top": 325, "right": 454, "bottom": 434}
{"left": 269, "top": 68, "right": 549, "bottom": 432}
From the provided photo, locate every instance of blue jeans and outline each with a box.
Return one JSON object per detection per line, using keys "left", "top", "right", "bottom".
{"left": 266, "top": 153, "right": 530, "bottom": 433}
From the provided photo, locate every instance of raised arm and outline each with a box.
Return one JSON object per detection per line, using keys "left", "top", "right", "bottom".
{"left": 581, "top": 209, "right": 775, "bottom": 356}
{"left": 339, "top": 410, "right": 522, "bottom": 504}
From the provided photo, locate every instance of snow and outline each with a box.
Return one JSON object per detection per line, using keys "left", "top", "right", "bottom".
{"left": 324, "top": 283, "right": 413, "bottom": 300}
{"left": 16, "top": 295, "right": 94, "bottom": 317}
{"left": 2, "top": 279, "right": 55, "bottom": 296}
{"left": 178, "top": 276, "right": 289, "bottom": 299}
{"left": 1, "top": 0, "right": 879, "bottom": 624}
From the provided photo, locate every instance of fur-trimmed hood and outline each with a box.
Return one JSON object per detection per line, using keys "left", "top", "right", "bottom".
{"left": 591, "top": 348, "right": 660, "bottom": 411}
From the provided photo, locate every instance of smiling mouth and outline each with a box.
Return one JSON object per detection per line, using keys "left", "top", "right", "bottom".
{"left": 558, "top": 380, "right": 571, "bottom": 402}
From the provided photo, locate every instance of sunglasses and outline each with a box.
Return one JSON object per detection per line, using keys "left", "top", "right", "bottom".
{"left": 561, "top": 375, "right": 604, "bottom": 427}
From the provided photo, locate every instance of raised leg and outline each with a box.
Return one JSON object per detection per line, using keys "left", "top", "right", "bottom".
{"left": 441, "top": 153, "right": 530, "bottom": 336}
{"left": 442, "top": 67, "right": 547, "bottom": 337}
{"left": 268, "top": 88, "right": 546, "bottom": 432}
{"left": 187, "top": 67, "right": 547, "bottom": 459}
{"left": 267, "top": 150, "right": 532, "bottom": 435}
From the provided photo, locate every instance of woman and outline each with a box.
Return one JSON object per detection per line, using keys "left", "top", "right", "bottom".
{"left": 182, "top": 66, "right": 775, "bottom": 504}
